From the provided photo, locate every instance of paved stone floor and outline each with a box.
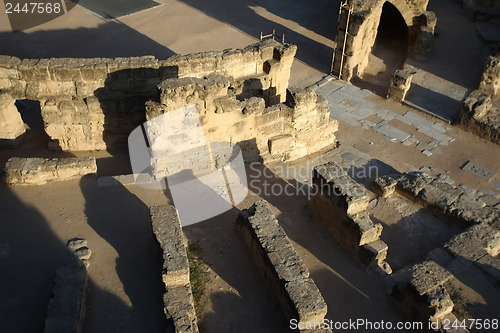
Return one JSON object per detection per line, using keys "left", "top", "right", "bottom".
{"left": 314, "top": 79, "right": 455, "bottom": 157}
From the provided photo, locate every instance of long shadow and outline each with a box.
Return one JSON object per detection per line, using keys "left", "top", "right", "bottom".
{"left": 405, "top": 83, "right": 466, "bottom": 122}
{"left": 0, "top": 19, "right": 175, "bottom": 59}
{"left": 245, "top": 162, "right": 407, "bottom": 327}
{"left": 79, "top": 177, "right": 166, "bottom": 333}
{"left": 0, "top": 177, "right": 134, "bottom": 333}
{"left": 178, "top": 0, "right": 341, "bottom": 74}
{"left": 159, "top": 146, "right": 287, "bottom": 331}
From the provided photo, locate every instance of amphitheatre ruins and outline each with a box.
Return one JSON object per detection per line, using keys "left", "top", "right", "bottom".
{"left": 1, "top": 0, "right": 500, "bottom": 332}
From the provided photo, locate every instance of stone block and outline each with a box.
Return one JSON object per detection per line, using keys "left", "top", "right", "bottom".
{"left": 426, "top": 286, "right": 454, "bottom": 320}
{"left": 43, "top": 257, "right": 87, "bottom": 333}
{"left": 408, "top": 260, "right": 453, "bottom": 295}
{"left": 163, "top": 285, "right": 199, "bottom": 333}
{"left": 313, "top": 162, "right": 369, "bottom": 216}
{"left": 56, "top": 157, "right": 97, "bottom": 180}
{"left": 475, "top": 255, "right": 500, "bottom": 282}
{"left": 352, "top": 212, "right": 383, "bottom": 246}
{"left": 150, "top": 205, "right": 189, "bottom": 288}
{"left": 3, "top": 157, "right": 25, "bottom": 184}
{"left": 418, "top": 181, "right": 463, "bottom": 213}
{"left": 396, "top": 172, "right": 432, "bottom": 199}
{"left": 360, "top": 239, "right": 388, "bottom": 264}
{"left": 445, "top": 223, "right": 500, "bottom": 262}
{"left": 284, "top": 278, "right": 328, "bottom": 324}
{"left": 372, "top": 174, "right": 401, "bottom": 197}
{"left": 268, "top": 134, "right": 293, "bottom": 155}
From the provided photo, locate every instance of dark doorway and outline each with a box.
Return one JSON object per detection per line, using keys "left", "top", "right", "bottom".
{"left": 14, "top": 99, "right": 51, "bottom": 151}
{"left": 357, "top": 2, "right": 409, "bottom": 94}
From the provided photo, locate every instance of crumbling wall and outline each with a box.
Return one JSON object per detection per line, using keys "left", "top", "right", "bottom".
{"left": 3, "top": 157, "right": 97, "bottom": 185}
{"left": 0, "top": 40, "right": 296, "bottom": 150}
{"left": 0, "top": 92, "right": 25, "bottom": 147}
{"left": 237, "top": 200, "right": 330, "bottom": 332}
{"left": 145, "top": 77, "right": 338, "bottom": 164}
{"left": 459, "top": 54, "right": 500, "bottom": 144}
{"left": 332, "top": 0, "right": 433, "bottom": 80}
{"left": 150, "top": 205, "right": 199, "bottom": 333}
{"left": 309, "top": 162, "right": 392, "bottom": 274}
{"left": 374, "top": 171, "right": 500, "bottom": 331}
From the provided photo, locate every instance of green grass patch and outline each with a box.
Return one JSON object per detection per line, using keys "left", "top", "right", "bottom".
{"left": 187, "top": 243, "right": 210, "bottom": 318}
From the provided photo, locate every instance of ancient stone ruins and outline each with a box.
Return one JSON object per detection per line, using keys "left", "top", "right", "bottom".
{"left": 2, "top": 0, "right": 500, "bottom": 333}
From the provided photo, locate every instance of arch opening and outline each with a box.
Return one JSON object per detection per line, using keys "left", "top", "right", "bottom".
{"left": 359, "top": 2, "right": 409, "bottom": 93}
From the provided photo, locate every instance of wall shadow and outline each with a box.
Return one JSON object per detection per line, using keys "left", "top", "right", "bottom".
{"left": 0, "top": 177, "right": 137, "bottom": 333}
{"left": 79, "top": 176, "right": 167, "bottom": 332}
{"left": 0, "top": 20, "right": 175, "bottom": 59}
{"left": 178, "top": 0, "right": 341, "bottom": 74}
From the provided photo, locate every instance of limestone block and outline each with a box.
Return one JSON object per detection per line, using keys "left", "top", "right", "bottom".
{"left": 43, "top": 257, "right": 87, "bottom": 333}
{"left": 313, "top": 162, "right": 369, "bottom": 216}
{"left": 163, "top": 285, "right": 199, "bottom": 333}
{"left": 55, "top": 157, "right": 97, "bottom": 180}
{"left": 409, "top": 260, "right": 453, "bottom": 295}
{"left": 0, "top": 93, "right": 26, "bottom": 145}
{"left": 3, "top": 157, "right": 25, "bottom": 184}
{"left": 372, "top": 174, "right": 401, "bottom": 197}
{"left": 475, "top": 254, "right": 500, "bottom": 282}
{"left": 396, "top": 172, "right": 433, "bottom": 199}
{"left": 285, "top": 278, "right": 328, "bottom": 324}
{"left": 445, "top": 223, "right": 500, "bottom": 262}
{"left": 150, "top": 205, "right": 189, "bottom": 288}
{"left": 426, "top": 286, "right": 454, "bottom": 320}
{"left": 352, "top": 212, "right": 383, "bottom": 246}
{"left": 360, "top": 239, "right": 388, "bottom": 264}
{"left": 268, "top": 134, "right": 293, "bottom": 155}
{"left": 417, "top": 180, "right": 463, "bottom": 213}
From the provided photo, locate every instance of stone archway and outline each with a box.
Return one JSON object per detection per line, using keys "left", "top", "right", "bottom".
{"left": 359, "top": 1, "right": 409, "bottom": 92}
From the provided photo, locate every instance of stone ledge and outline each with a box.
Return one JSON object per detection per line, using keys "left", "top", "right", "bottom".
{"left": 237, "top": 200, "right": 328, "bottom": 331}
{"left": 3, "top": 157, "right": 97, "bottom": 185}
{"left": 149, "top": 205, "right": 199, "bottom": 333}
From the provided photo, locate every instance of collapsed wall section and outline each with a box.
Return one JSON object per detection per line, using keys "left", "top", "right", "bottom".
{"left": 0, "top": 40, "right": 296, "bottom": 151}
{"left": 144, "top": 77, "right": 338, "bottom": 165}
{"left": 237, "top": 200, "right": 330, "bottom": 332}
{"left": 374, "top": 171, "right": 500, "bottom": 331}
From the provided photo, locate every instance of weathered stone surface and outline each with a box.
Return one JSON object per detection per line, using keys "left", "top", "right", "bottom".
{"left": 3, "top": 157, "right": 97, "bottom": 185}
{"left": 237, "top": 200, "right": 328, "bottom": 329}
{"left": 418, "top": 181, "right": 462, "bottom": 213}
{"left": 73, "top": 247, "right": 92, "bottom": 260}
{"left": 396, "top": 172, "right": 432, "bottom": 199}
{"left": 409, "top": 260, "right": 453, "bottom": 296}
{"left": 331, "top": 0, "right": 431, "bottom": 81}
{"left": 372, "top": 174, "right": 401, "bottom": 197}
{"left": 0, "top": 93, "right": 26, "bottom": 147}
{"left": 351, "top": 212, "right": 383, "bottom": 246}
{"left": 150, "top": 205, "right": 199, "bottom": 333}
{"left": 313, "top": 162, "right": 369, "bottom": 215}
{"left": 44, "top": 257, "right": 87, "bottom": 333}
{"left": 426, "top": 286, "right": 454, "bottom": 320}
{"left": 150, "top": 205, "right": 189, "bottom": 288}
{"left": 445, "top": 223, "right": 500, "bottom": 263}
{"left": 475, "top": 254, "right": 500, "bottom": 282}
{"left": 387, "top": 65, "right": 417, "bottom": 102}
{"left": 163, "top": 285, "right": 199, "bottom": 333}
{"left": 67, "top": 238, "right": 88, "bottom": 252}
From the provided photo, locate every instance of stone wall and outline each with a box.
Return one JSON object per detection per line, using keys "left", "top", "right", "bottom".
{"left": 374, "top": 171, "right": 500, "bottom": 331}
{"left": 459, "top": 54, "right": 500, "bottom": 144}
{"left": 309, "top": 162, "right": 391, "bottom": 274}
{"left": 0, "top": 40, "right": 296, "bottom": 151}
{"left": 0, "top": 93, "right": 25, "bottom": 147}
{"left": 150, "top": 205, "right": 199, "bottom": 333}
{"left": 237, "top": 200, "right": 330, "bottom": 332}
{"left": 144, "top": 77, "right": 338, "bottom": 165}
{"left": 332, "top": 0, "right": 433, "bottom": 80}
{"left": 3, "top": 157, "right": 97, "bottom": 185}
